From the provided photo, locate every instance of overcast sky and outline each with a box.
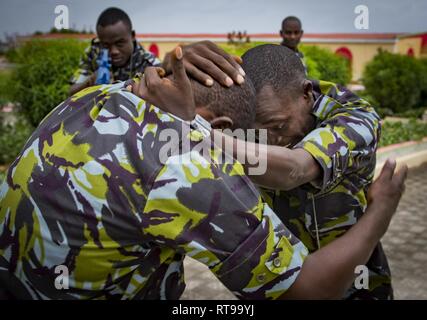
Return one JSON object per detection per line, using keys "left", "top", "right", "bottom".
{"left": 1, "top": 0, "right": 427, "bottom": 40}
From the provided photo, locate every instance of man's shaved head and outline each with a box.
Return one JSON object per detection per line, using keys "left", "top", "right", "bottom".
{"left": 242, "top": 44, "right": 306, "bottom": 97}
{"left": 190, "top": 78, "right": 257, "bottom": 130}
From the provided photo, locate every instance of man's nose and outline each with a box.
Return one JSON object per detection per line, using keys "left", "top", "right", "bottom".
{"left": 110, "top": 46, "right": 120, "bottom": 56}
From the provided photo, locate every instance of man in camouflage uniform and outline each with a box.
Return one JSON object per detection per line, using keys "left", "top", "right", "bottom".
{"left": 0, "top": 47, "right": 406, "bottom": 300}
{"left": 69, "top": 7, "right": 160, "bottom": 96}
{"left": 242, "top": 44, "right": 391, "bottom": 299}
{"left": 0, "top": 57, "right": 309, "bottom": 299}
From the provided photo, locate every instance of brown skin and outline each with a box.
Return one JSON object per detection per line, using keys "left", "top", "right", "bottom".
{"left": 196, "top": 108, "right": 234, "bottom": 130}
{"left": 129, "top": 47, "right": 194, "bottom": 121}
{"left": 69, "top": 20, "right": 134, "bottom": 96}
{"left": 162, "top": 41, "right": 246, "bottom": 88}
{"left": 96, "top": 21, "right": 134, "bottom": 68}
{"left": 129, "top": 47, "right": 234, "bottom": 128}
{"left": 129, "top": 46, "right": 408, "bottom": 300}
{"left": 280, "top": 19, "right": 304, "bottom": 52}
{"left": 231, "top": 80, "right": 322, "bottom": 191}
{"left": 255, "top": 82, "right": 315, "bottom": 147}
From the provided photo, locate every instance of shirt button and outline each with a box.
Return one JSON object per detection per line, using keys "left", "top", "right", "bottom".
{"left": 256, "top": 273, "right": 266, "bottom": 283}
{"left": 273, "top": 258, "right": 282, "bottom": 268}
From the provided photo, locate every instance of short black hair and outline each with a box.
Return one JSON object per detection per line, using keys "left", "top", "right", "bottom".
{"left": 282, "top": 16, "right": 302, "bottom": 29}
{"left": 96, "top": 7, "right": 132, "bottom": 32}
{"left": 241, "top": 44, "right": 306, "bottom": 96}
{"left": 191, "top": 78, "right": 256, "bottom": 130}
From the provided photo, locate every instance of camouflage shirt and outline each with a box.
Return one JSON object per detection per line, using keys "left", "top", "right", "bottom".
{"left": 0, "top": 81, "right": 308, "bottom": 300}
{"left": 70, "top": 38, "right": 161, "bottom": 85}
{"left": 263, "top": 80, "right": 390, "bottom": 299}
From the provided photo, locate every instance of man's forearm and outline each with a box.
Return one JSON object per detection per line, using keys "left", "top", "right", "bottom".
{"left": 251, "top": 145, "right": 320, "bottom": 190}
{"left": 212, "top": 130, "right": 320, "bottom": 190}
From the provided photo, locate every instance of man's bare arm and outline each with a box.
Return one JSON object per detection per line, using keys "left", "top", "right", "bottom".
{"left": 279, "top": 159, "right": 407, "bottom": 299}
{"left": 162, "top": 41, "right": 245, "bottom": 87}
{"left": 212, "top": 130, "right": 320, "bottom": 190}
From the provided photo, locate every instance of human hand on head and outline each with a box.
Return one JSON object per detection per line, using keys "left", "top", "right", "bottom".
{"left": 162, "top": 41, "right": 245, "bottom": 88}
{"left": 128, "top": 46, "right": 196, "bottom": 121}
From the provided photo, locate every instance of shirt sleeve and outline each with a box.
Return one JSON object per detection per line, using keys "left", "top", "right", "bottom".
{"left": 70, "top": 45, "right": 95, "bottom": 85}
{"left": 142, "top": 141, "right": 308, "bottom": 300}
{"left": 294, "top": 94, "right": 381, "bottom": 193}
{"left": 142, "top": 50, "right": 162, "bottom": 67}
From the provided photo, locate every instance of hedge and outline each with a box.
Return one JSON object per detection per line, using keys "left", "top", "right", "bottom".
{"left": 363, "top": 50, "right": 427, "bottom": 114}
{"left": 300, "top": 45, "right": 351, "bottom": 85}
{"left": 380, "top": 119, "right": 427, "bottom": 147}
{"left": 221, "top": 42, "right": 351, "bottom": 85}
{"left": 12, "top": 39, "right": 87, "bottom": 126}
{"left": 0, "top": 112, "right": 34, "bottom": 164}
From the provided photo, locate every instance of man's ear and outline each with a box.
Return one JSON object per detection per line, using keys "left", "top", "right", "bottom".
{"left": 302, "top": 79, "right": 313, "bottom": 99}
{"left": 131, "top": 30, "right": 136, "bottom": 39}
{"left": 210, "top": 116, "right": 234, "bottom": 130}
{"left": 279, "top": 30, "right": 283, "bottom": 37}
{"left": 196, "top": 106, "right": 234, "bottom": 129}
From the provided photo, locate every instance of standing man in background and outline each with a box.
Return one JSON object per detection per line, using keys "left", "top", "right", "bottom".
{"left": 69, "top": 7, "right": 160, "bottom": 96}
{"left": 280, "top": 16, "right": 307, "bottom": 75}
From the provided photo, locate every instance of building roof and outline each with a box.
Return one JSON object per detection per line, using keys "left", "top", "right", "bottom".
{"left": 20, "top": 32, "right": 405, "bottom": 44}
{"left": 397, "top": 31, "right": 427, "bottom": 39}
{"left": 397, "top": 32, "right": 427, "bottom": 47}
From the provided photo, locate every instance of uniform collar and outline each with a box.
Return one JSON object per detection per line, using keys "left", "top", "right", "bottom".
{"left": 310, "top": 81, "right": 338, "bottom": 121}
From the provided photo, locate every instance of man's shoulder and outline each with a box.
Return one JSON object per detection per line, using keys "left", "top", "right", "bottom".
{"left": 134, "top": 42, "right": 161, "bottom": 66}
{"left": 312, "top": 80, "right": 379, "bottom": 121}
{"left": 90, "top": 37, "right": 101, "bottom": 48}
{"left": 81, "top": 38, "right": 101, "bottom": 56}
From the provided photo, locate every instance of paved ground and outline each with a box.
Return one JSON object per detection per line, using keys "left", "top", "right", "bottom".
{"left": 381, "top": 162, "right": 427, "bottom": 299}
{"left": 181, "top": 163, "right": 427, "bottom": 300}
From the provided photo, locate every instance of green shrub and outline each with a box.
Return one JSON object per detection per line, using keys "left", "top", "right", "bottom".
{"left": 300, "top": 45, "right": 351, "bottom": 85}
{"left": 418, "top": 58, "right": 427, "bottom": 107}
{"left": 0, "top": 170, "right": 5, "bottom": 185}
{"left": 220, "top": 43, "right": 350, "bottom": 84}
{"left": 380, "top": 119, "right": 427, "bottom": 147}
{"left": 12, "top": 39, "right": 86, "bottom": 126}
{"left": 0, "top": 112, "right": 34, "bottom": 164}
{"left": 0, "top": 70, "right": 14, "bottom": 103}
{"left": 375, "top": 107, "right": 394, "bottom": 119}
{"left": 5, "top": 47, "right": 19, "bottom": 63}
{"left": 363, "top": 50, "right": 424, "bottom": 114}
{"left": 303, "top": 55, "right": 322, "bottom": 80}
{"left": 394, "top": 107, "right": 427, "bottom": 119}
